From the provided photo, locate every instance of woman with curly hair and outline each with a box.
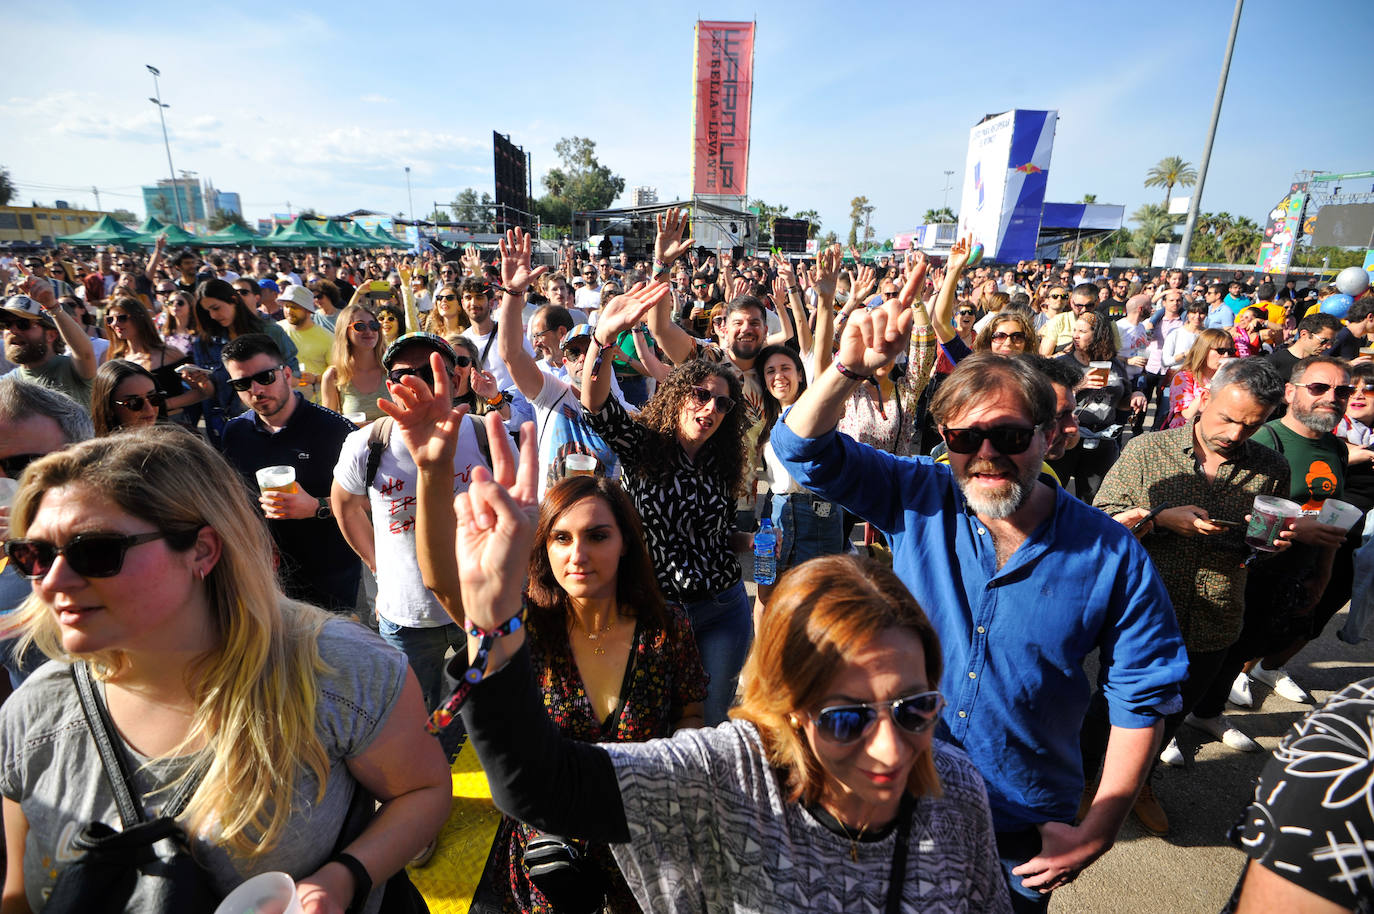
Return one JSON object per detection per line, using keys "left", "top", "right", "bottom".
{"left": 580, "top": 283, "right": 752, "bottom": 724}
{"left": 89, "top": 359, "right": 168, "bottom": 436}
{"left": 973, "top": 309, "right": 1038, "bottom": 356}
{"left": 424, "top": 281, "right": 469, "bottom": 338}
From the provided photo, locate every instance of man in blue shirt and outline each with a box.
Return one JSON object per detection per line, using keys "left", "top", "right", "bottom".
{"left": 1203, "top": 282, "right": 1236, "bottom": 329}
{"left": 772, "top": 290, "right": 1187, "bottom": 911}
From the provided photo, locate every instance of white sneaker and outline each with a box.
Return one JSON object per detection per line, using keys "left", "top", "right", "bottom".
{"left": 1159, "top": 737, "right": 1185, "bottom": 768}
{"left": 1185, "top": 713, "right": 1262, "bottom": 752}
{"left": 1228, "top": 672, "right": 1254, "bottom": 708}
{"left": 1250, "top": 664, "right": 1315, "bottom": 704}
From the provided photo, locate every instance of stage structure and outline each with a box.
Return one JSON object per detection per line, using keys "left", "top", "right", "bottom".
{"left": 956, "top": 109, "right": 1058, "bottom": 264}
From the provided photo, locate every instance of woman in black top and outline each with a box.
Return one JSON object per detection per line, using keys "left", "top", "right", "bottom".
{"left": 89, "top": 359, "right": 168, "bottom": 436}
{"left": 579, "top": 281, "right": 751, "bottom": 725}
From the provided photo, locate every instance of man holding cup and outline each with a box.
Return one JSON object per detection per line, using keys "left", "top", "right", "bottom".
{"left": 1092, "top": 359, "right": 1293, "bottom": 835}
{"left": 220, "top": 333, "right": 361, "bottom": 614}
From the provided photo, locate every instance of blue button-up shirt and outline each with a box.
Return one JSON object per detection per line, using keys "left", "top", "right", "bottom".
{"left": 772, "top": 421, "right": 1186, "bottom": 831}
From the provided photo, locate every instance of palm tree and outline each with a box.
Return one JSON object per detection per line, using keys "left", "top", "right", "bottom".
{"left": 1081, "top": 194, "right": 1097, "bottom": 204}
{"left": 923, "top": 206, "right": 956, "bottom": 224}
{"left": 1143, "top": 156, "right": 1198, "bottom": 208}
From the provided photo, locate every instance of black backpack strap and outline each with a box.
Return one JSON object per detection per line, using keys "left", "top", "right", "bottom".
{"left": 364, "top": 416, "right": 394, "bottom": 491}
{"left": 73, "top": 664, "right": 209, "bottom": 827}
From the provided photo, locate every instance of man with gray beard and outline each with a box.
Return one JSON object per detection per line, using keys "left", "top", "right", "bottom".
{"left": 773, "top": 288, "right": 1186, "bottom": 914}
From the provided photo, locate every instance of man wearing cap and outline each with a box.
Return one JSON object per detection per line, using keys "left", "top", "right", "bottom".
{"left": 331, "top": 331, "right": 492, "bottom": 710}
{"left": 277, "top": 285, "right": 333, "bottom": 403}
{"left": 220, "top": 333, "right": 361, "bottom": 614}
{"left": 496, "top": 229, "right": 620, "bottom": 495}
{"left": 2, "top": 282, "right": 97, "bottom": 409}
{"left": 256, "top": 278, "right": 284, "bottom": 322}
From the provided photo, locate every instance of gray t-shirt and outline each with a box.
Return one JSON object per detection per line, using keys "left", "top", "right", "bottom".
{"left": 0, "top": 618, "right": 407, "bottom": 913}
{"left": 6, "top": 355, "right": 92, "bottom": 408}
{"left": 602, "top": 721, "right": 1010, "bottom": 913}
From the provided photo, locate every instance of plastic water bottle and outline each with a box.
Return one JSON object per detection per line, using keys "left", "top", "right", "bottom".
{"left": 754, "top": 518, "right": 778, "bottom": 585}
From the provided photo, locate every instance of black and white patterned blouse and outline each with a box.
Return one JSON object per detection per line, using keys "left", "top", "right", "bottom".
{"left": 584, "top": 395, "right": 740, "bottom": 603}
{"left": 1229, "top": 677, "right": 1374, "bottom": 911}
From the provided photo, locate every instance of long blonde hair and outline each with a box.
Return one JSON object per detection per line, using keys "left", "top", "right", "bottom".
{"left": 424, "top": 282, "right": 469, "bottom": 336}
{"left": 9, "top": 426, "right": 332, "bottom": 856}
{"left": 330, "top": 303, "right": 386, "bottom": 392}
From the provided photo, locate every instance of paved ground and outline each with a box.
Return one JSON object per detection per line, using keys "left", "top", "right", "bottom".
{"left": 1053, "top": 607, "right": 1371, "bottom": 913}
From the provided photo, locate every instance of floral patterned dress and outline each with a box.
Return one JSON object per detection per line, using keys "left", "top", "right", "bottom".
{"left": 495, "top": 603, "right": 709, "bottom": 914}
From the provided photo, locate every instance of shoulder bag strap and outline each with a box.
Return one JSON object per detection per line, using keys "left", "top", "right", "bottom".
{"left": 364, "top": 416, "right": 395, "bottom": 490}
{"left": 882, "top": 799, "right": 913, "bottom": 914}
{"left": 478, "top": 323, "right": 499, "bottom": 370}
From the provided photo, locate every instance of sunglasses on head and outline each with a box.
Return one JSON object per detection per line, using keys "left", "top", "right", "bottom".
{"left": 351, "top": 320, "right": 382, "bottom": 333}
{"left": 113, "top": 391, "right": 166, "bottom": 411}
{"left": 941, "top": 425, "right": 1037, "bottom": 455}
{"left": 0, "top": 452, "right": 43, "bottom": 477}
{"left": 811, "top": 690, "right": 946, "bottom": 744}
{"left": 689, "top": 385, "right": 736, "bottom": 414}
{"left": 227, "top": 366, "right": 284, "bottom": 392}
{"left": 5, "top": 531, "right": 168, "bottom": 579}
{"left": 388, "top": 365, "right": 436, "bottom": 387}
{"left": 1293, "top": 381, "right": 1355, "bottom": 399}
{"left": 990, "top": 331, "right": 1026, "bottom": 345}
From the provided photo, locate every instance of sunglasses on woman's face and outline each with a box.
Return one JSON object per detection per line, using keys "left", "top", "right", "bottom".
{"left": 811, "top": 690, "right": 946, "bottom": 744}
{"left": 350, "top": 320, "right": 382, "bottom": 334}
{"left": 689, "top": 385, "right": 736, "bottom": 414}
{"left": 990, "top": 331, "right": 1026, "bottom": 345}
{"left": 941, "top": 425, "right": 1036, "bottom": 455}
{"left": 5, "top": 531, "right": 166, "bottom": 579}
{"left": 1211, "top": 347, "right": 1235, "bottom": 356}
{"left": 104, "top": 313, "right": 130, "bottom": 325}
{"left": 436, "top": 293, "right": 458, "bottom": 302}
{"left": 113, "top": 391, "right": 166, "bottom": 411}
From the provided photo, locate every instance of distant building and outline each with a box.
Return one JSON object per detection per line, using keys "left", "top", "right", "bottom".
{"left": 0, "top": 205, "right": 104, "bottom": 245}
{"left": 142, "top": 178, "right": 205, "bottom": 226}
{"left": 632, "top": 186, "right": 658, "bottom": 207}
{"left": 214, "top": 191, "right": 242, "bottom": 218}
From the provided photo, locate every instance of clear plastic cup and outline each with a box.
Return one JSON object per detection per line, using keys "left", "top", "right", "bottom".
{"left": 214, "top": 871, "right": 301, "bottom": 914}
{"left": 564, "top": 453, "right": 597, "bottom": 478}
{"left": 1245, "top": 494, "right": 1303, "bottom": 552}
{"left": 1318, "top": 498, "right": 1363, "bottom": 531}
{"left": 1088, "top": 361, "right": 1112, "bottom": 385}
{"left": 255, "top": 465, "right": 298, "bottom": 495}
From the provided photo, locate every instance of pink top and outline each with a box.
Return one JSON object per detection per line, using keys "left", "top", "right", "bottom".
{"left": 1165, "top": 369, "right": 1203, "bottom": 429}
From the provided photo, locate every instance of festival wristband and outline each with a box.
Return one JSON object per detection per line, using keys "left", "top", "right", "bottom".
{"left": 833, "top": 360, "right": 874, "bottom": 382}
{"left": 329, "top": 852, "right": 372, "bottom": 914}
{"left": 425, "top": 605, "right": 527, "bottom": 734}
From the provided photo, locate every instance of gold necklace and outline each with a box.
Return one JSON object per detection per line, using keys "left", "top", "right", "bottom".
{"left": 849, "top": 821, "right": 870, "bottom": 862}
{"left": 577, "top": 611, "right": 616, "bottom": 655}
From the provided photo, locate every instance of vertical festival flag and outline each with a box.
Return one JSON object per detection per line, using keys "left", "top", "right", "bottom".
{"left": 691, "top": 21, "right": 755, "bottom": 197}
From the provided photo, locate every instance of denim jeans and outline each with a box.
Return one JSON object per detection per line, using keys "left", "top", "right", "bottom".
{"left": 682, "top": 580, "right": 753, "bottom": 725}
{"left": 764, "top": 492, "right": 844, "bottom": 573}
{"left": 997, "top": 827, "right": 1051, "bottom": 912}
{"left": 377, "top": 616, "right": 465, "bottom": 711}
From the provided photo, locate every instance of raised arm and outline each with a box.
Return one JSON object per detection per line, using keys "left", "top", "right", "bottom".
{"left": 770, "top": 251, "right": 810, "bottom": 352}
{"left": 765, "top": 276, "right": 795, "bottom": 348}
{"left": 582, "top": 282, "right": 674, "bottom": 413}
{"left": 145, "top": 235, "right": 166, "bottom": 283}
{"left": 495, "top": 228, "right": 550, "bottom": 399}
{"left": 930, "top": 236, "right": 973, "bottom": 344}
{"left": 810, "top": 245, "right": 843, "bottom": 377}
{"left": 19, "top": 270, "right": 95, "bottom": 379}
{"left": 644, "top": 209, "right": 699, "bottom": 365}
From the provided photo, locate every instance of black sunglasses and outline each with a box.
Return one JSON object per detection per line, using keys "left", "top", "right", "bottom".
{"left": 452, "top": 355, "right": 473, "bottom": 368}
{"left": 351, "top": 320, "right": 382, "bottom": 334}
{"left": 104, "top": 313, "right": 130, "bottom": 325}
{"left": 435, "top": 293, "right": 458, "bottom": 301}
{"left": 1212, "top": 346, "right": 1236, "bottom": 356}
{"left": 388, "top": 365, "right": 436, "bottom": 388}
{"left": 941, "top": 425, "right": 1037, "bottom": 455}
{"left": 1293, "top": 381, "right": 1355, "bottom": 399}
{"left": 811, "top": 690, "right": 946, "bottom": 744}
{"left": 5, "top": 531, "right": 167, "bottom": 579}
{"left": 113, "top": 391, "right": 166, "bottom": 411}
{"left": 0, "top": 453, "right": 43, "bottom": 477}
{"left": 990, "top": 331, "right": 1026, "bottom": 345}
{"left": 689, "top": 386, "right": 736, "bottom": 414}
{"left": 1048, "top": 292, "right": 1067, "bottom": 299}
{"left": 227, "top": 366, "right": 284, "bottom": 392}
{"left": 955, "top": 309, "right": 976, "bottom": 317}
{"left": 0, "top": 317, "right": 37, "bottom": 332}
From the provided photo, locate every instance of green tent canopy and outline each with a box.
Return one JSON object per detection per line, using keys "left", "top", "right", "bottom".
{"left": 261, "top": 217, "right": 330, "bottom": 248}
{"left": 55, "top": 215, "right": 143, "bottom": 246}
{"left": 200, "top": 223, "right": 261, "bottom": 247}
{"left": 137, "top": 216, "right": 168, "bottom": 235}
{"left": 312, "top": 219, "right": 367, "bottom": 248}
{"left": 137, "top": 223, "right": 199, "bottom": 246}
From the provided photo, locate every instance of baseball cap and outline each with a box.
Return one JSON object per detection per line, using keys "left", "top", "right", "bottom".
{"left": 570, "top": 276, "right": 587, "bottom": 287}
{"left": 2, "top": 295, "right": 55, "bottom": 328}
{"left": 278, "top": 285, "right": 315, "bottom": 312}
{"left": 560, "top": 324, "right": 595, "bottom": 351}
{"left": 257, "top": 278, "right": 281, "bottom": 293}
{"left": 383, "top": 331, "right": 457, "bottom": 370}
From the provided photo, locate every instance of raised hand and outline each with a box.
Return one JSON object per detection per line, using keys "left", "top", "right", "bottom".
{"left": 376, "top": 351, "right": 465, "bottom": 469}
{"left": 769, "top": 250, "right": 797, "bottom": 285}
{"left": 850, "top": 265, "right": 877, "bottom": 307}
{"left": 946, "top": 236, "right": 973, "bottom": 275}
{"left": 835, "top": 297, "right": 915, "bottom": 376}
{"left": 497, "top": 227, "right": 548, "bottom": 294}
{"left": 813, "top": 244, "right": 842, "bottom": 299}
{"left": 654, "top": 208, "right": 694, "bottom": 265}
{"left": 453, "top": 414, "right": 538, "bottom": 632}
{"left": 595, "top": 281, "right": 674, "bottom": 341}
{"left": 471, "top": 367, "right": 499, "bottom": 400}
{"left": 731, "top": 276, "right": 751, "bottom": 300}
{"left": 769, "top": 276, "right": 788, "bottom": 313}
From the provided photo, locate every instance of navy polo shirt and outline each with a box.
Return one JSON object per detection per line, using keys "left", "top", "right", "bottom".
{"left": 221, "top": 394, "right": 361, "bottom": 610}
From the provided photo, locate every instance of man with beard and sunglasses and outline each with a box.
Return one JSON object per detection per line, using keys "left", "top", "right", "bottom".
{"left": 2, "top": 283, "right": 97, "bottom": 409}
{"left": 773, "top": 302, "right": 1186, "bottom": 911}
{"left": 220, "top": 333, "right": 361, "bottom": 615}
{"left": 331, "top": 332, "right": 491, "bottom": 711}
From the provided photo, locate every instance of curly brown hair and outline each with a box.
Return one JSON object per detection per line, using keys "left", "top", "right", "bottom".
{"left": 634, "top": 359, "right": 750, "bottom": 497}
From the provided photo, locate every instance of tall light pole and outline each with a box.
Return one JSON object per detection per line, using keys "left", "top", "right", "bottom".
{"left": 404, "top": 166, "right": 415, "bottom": 223}
{"left": 942, "top": 170, "right": 956, "bottom": 211}
{"left": 146, "top": 65, "right": 185, "bottom": 228}
{"left": 1176, "top": 0, "right": 1243, "bottom": 268}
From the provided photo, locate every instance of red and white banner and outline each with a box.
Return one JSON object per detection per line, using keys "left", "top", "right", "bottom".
{"left": 691, "top": 21, "right": 755, "bottom": 197}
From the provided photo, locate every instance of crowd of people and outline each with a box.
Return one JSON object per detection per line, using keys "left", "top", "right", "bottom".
{"left": 0, "top": 213, "right": 1370, "bottom": 913}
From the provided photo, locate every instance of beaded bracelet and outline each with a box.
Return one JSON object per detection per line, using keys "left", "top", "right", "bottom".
{"left": 425, "top": 603, "right": 527, "bottom": 734}
{"left": 833, "top": 359, "right": 874, "bottom": 382}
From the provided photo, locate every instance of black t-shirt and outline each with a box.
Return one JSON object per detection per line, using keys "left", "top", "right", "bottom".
{"left": 1330, "top": 326, "right": 1367, "bottom": 361}
{"left": 1265, "top": 346, "right": 1301, "bottom": 382}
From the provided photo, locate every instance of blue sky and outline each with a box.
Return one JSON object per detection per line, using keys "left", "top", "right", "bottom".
{"left": 5, "top": 0, "right": 1371, "bottom": 239}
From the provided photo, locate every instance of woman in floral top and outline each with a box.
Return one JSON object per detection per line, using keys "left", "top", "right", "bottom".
{"left": 497, "top": 475, "right": 708, "bottom": 914}
{"left": 1164, "top": 328, "right": 1235, "bottom": 429}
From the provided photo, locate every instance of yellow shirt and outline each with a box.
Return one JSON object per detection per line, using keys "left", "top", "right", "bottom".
{"left": 279, "top": 320, "right": 334, "bottom": 403}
